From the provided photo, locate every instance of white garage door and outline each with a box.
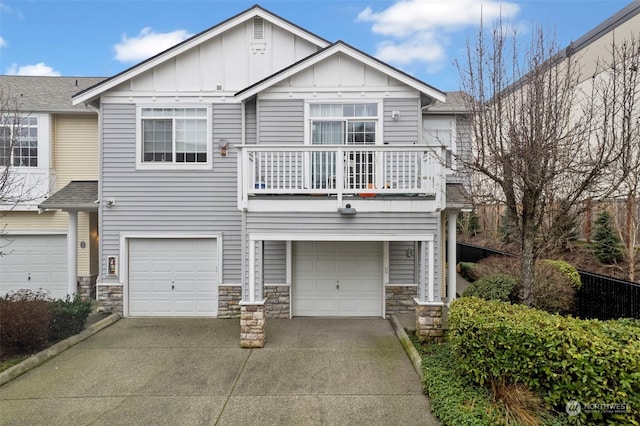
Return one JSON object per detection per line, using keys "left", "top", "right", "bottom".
{"left": 293, "top": 241, "right": 383, "bottom": 317}
{"left": 0, "top": 234, "right": 68, "bottom": 299}
{"left": 128, "top": 238, "right": 218, "bottom": 317}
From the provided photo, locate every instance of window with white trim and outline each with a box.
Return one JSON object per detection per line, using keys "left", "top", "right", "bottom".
{"left": 423, "top": 116, "right": 455, "bottom": 169}
{"left": 140, "top": 107, "right": 209, "bottom": 165}
{"left": 308, "top": 103, "right": 379, "bottom": 189}
{"left": 0, "top": 116, "right": 38, "bottom": 167}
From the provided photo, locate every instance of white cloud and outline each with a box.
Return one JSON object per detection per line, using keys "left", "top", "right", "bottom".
{"left": 6, "top": 62, "right": 61, "bottom": 76}
{"left": 114, "top": 27, "right": 192, "bottom": 62}
{"left": 357, "top": 0, "right": 520, "bottom": 75}
{"left": 376, "top": 32, "right": 446, "bottom": 65}
{"left": 0, "top": 36, "right": 6, "bottom": 48}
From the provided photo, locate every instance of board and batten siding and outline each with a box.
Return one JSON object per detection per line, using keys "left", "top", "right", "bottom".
{"left": 100, "top": 103, "right": 243, "bottom": 284}
{"left": 118, "top": 21, "right": 319, "bottom": 95}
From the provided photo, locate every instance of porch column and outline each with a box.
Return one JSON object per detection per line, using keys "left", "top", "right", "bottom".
{"left": 241, "top": 238, "right": 266, "bottom": 348}
{"left": 447, "top": 210, "right": 458, "bottom": 302}
{"left": 415, "top": 238, "right": 444, "bottom": 343}
{"left": 67, "top": 210, "right": 78, "bottom": 295}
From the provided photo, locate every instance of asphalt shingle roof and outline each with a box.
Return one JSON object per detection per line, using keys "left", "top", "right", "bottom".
{"left": 38, "top": 180, "right": 99, "bottom": 211}
{"left": 0, "top": 76, "right": 105, "bottom": 113}
{"left": 427, "top": 91, "right": 469, "bottom": 114}
{"left": 446, "top": 183, "right": 472, "bottom": 209}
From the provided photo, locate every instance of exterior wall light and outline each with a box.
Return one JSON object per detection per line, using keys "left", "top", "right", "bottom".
{"left": 338, "top": 203, "right": 357, "bottom": 216}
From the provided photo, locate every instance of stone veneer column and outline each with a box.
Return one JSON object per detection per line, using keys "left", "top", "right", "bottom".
{"left": 415, "top": 300, "right": 444, "bottom": 343}
{"left": 239, "top": 300, "right": 266, "bottom": 348}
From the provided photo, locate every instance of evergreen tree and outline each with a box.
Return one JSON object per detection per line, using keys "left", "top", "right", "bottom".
{"left": 592, "top": 210, "right": 623, "bottom": 264}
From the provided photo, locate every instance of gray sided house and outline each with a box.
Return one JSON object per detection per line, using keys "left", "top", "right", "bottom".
{"left": 72, "top": 5, "right": 470, "bottom": 346}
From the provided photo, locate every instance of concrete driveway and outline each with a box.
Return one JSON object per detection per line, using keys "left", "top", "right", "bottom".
{"left": 0, "top": 318, "right": 439, "bottom": 425}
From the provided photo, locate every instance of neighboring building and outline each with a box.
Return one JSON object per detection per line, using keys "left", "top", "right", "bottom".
{"left": 0, "top": 76, "right": 104, "bottom": 299}
{"left": 71, "top": 5, "right": 469, "bottom": 345}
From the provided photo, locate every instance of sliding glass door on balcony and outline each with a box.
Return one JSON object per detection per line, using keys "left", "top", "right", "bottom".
{"left": 311, "top": 120, "right": 376, "bottom": 190}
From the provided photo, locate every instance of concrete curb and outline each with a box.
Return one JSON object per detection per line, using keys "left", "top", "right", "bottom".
{"left": 0, "top": 313, "right": 121, "bottom": 386}
{"left": 388, "top": 315, "right": 423, "bottom": 380}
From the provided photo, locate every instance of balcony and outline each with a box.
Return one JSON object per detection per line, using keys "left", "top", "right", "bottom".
{"left": 238, "top": 145, "right": 448, "bottom": 213}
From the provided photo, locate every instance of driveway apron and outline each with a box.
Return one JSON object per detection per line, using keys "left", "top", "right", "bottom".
{"left": 0, "top": 318, "right": 439, "bottom": 425}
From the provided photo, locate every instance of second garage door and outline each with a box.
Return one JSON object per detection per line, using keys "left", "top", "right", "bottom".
{"left": 0, "top": 234, "right": 68, "bottom": 299}
{"left": 128, "top": 238, "right": 218, "bottom": 317}
{"left": 292, "top": 241, "right": 383, "bottom": 317}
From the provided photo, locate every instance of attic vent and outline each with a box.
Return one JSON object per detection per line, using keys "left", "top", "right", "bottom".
{"left": 253, "top": 17, "right": 264, "bottom": 40}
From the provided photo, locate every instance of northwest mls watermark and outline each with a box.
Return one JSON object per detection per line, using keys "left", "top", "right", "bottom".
{"left": 566, "top": 400, "right": 631, "bottom": 416}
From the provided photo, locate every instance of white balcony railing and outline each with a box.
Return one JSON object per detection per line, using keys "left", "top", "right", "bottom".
{"left": 238, "top": 145, "right": 447, "bottom": 208}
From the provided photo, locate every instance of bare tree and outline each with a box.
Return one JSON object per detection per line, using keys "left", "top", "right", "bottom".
{"left": 1, "top": 88, "right": 33, "bottom": 256}
{"left": 457, "top": 21, "right": 624, "bottom": 305}
{"left": 593, "top": 33, "right": 640, "bottom": 281}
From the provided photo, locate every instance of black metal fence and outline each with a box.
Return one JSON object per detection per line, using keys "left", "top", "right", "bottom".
{"left": 576, "top": 272, "right": 640, "bottom": 320}
{"left": 456, "top": 243, "right": 640, "bottom": 320}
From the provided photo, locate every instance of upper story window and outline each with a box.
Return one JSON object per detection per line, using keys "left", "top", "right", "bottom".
{"left": 139, "top": 107, "right": 210, "bottom": 168}
{"left": 423, "top": 116, "right": 456, "bottom": 169}
{"left": 309, "top": 103, "right": 378, "bottom": 146}
{"left": 0, "top": 116, "right": 38, "bottom": 167}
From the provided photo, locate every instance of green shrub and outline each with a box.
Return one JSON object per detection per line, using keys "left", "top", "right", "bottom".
{"left": 48, "top": 294, "right": 93, "bottom": 341}
{"left": 456, "top": 262, "right": 477, "bottom": 282}
{"left": 532, "top": 260, "right": 579, "bottom": 315}
{"left": 448, "top": 297, "right": 640, "bottom": 424}
{"left": 420, "top": 343, "right": 505, "bottom": 425}
{"left": 539, "top": 260, "right": 581, "bottom": 289}
{"left": 592, "top": 210, "right": 623, "bottom": 264}
{"left": 0, "top": 289, "right": 52, "bottom": 355}
{"left": 462, "top": 274, "right": 519, "bottom": 302}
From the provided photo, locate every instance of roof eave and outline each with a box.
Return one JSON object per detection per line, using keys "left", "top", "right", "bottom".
{"left": 236, "top": 42, "right": 446, "bottom": 102}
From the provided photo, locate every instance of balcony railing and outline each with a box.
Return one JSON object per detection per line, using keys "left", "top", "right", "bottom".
{"left": 238, "top": 145, "right": 447, "bottom": 207}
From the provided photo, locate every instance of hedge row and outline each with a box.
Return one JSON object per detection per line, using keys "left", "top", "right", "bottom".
{"left": 448, "top": 297, "right": 640, "bottom": 424}
{"left": 0, "top": 290, "right": 93, "bottom": 355}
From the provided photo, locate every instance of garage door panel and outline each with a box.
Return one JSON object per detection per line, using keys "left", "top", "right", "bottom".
{"left": 128, "top": 238, "right": 218, "bottom": 317}
{"left": 293, "top": 241, "right": 382, "bottom": 317}
{"left": 0, "top": 235, "right": 68, "bottom": 299}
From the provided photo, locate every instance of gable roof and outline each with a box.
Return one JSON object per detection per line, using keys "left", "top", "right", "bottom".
{"left": 0, "top": 76, "right": 105, "bottom": 113}
{"left": 235, "top": 40, "right": 446, "bottom": 102}
{"left": 72, "top": 5, "right": 330, "bottom": 106}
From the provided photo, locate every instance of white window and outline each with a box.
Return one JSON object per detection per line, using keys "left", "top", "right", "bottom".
{"left": 138, "top": 107, "right": 211, "bottom": 168}
{"left": 0, "top": 116, "right": 38, "bottom": 167}
{"left": 423, "top": 116, "right": 456, "bottom": 169}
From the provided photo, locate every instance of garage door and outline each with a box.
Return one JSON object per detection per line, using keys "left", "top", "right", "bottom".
{"left": 128, "top": 238, "right": 218, "bottom": 316}
{"left": 0, "top": 234, "right": 68, "bottom": 299}
{"left": 293, "top": 241, "right": 383, "bottom": 317}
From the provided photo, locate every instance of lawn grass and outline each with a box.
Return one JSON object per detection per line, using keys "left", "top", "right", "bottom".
{"left": 0, "top": 355, "right": 28, "bottom": 373}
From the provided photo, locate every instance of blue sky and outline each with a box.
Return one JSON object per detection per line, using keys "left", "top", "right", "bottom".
{"left": 0, "top": 0, "right": 633, "bottom": 92}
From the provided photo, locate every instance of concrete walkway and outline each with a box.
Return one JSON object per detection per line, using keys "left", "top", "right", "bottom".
{"left": 0, "top": 318, "right": 440, "bottom": 425}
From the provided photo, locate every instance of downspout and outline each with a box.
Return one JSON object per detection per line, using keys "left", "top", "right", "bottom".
{"left": 84, "top": 101, "right": 102, "bottom": 285}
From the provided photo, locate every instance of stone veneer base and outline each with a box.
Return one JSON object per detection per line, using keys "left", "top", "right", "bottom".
{"left": 96, "top": 285, "right": 123, "bottom": 314}
{"left": 385, "top": 285, "right": 418, "bottom": 317}
{"left": 240, "top": 300, "right": 266, "bottom": 348}
{"left": 415, "top": 300, "right": 444, "bottom": 343}
{"left": 218, "top": 286, "right": 242, "bottom": 318}
{"left": 264, "top": 285, "right": 290, "bottom": 318}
